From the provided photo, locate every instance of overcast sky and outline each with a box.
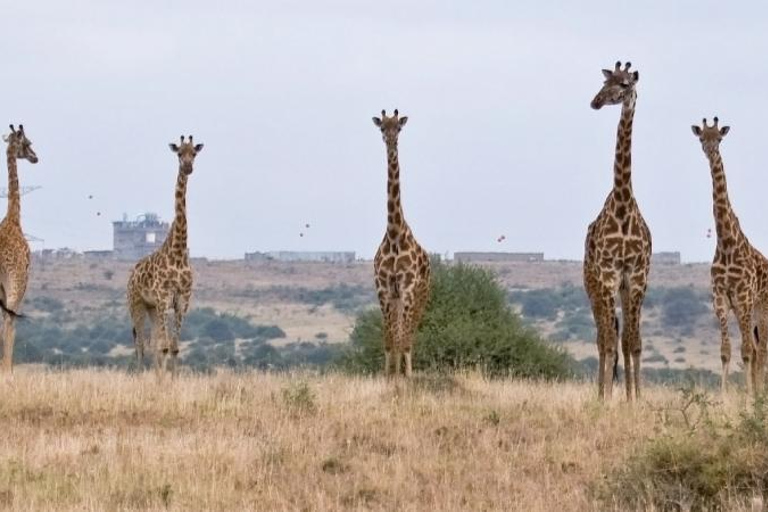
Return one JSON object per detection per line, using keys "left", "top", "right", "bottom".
{"left": 0, "top": 1, "right": 765, "bottom": 261}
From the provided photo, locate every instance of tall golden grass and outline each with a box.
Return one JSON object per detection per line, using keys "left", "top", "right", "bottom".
{"left": 0, "top": 368, "right": 760, "bottom": 511}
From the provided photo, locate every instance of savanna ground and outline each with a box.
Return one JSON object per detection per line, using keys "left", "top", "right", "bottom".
{"left": 0, "top": 368, "right": 764, "bottom": 512}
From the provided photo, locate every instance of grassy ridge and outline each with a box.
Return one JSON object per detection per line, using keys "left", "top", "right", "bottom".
{"left": 0, "top": 369, "right": 763, "bottom": 511}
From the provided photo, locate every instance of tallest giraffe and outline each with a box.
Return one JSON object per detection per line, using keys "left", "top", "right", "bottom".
{"left": 584, "top": 61, "right": 652, "bottom": 401}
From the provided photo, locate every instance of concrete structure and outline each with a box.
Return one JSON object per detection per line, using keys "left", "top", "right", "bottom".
{"left": 454, "top": 252, "right": 544, "bottom": 263}
{"left": 112, "top": 213, "right": 169, "bottom": 261}
{"left": 245, "top": 251, "right": 356, "bottom": 264}
{"left": 84, "top": 250, "right": 114, "bottom": 259}
{"left": 651, "top": 251, "right": 681, "bottom": 265}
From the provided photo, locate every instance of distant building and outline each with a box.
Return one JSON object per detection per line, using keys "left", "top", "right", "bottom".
{"left": 454, "top": 252, "right": 545, "bottom": 263}
{"left": 84, "top": 250, "right": 113, "bottom": 259}
{"left": 245, "top": 251, "right": 356, "bottom": 264}
{"left": 35, "top": 247, "right": 81, "bottom": 260}
{"left": 113, "top": 213, "right": 169, "bottom": 261}
{"left": 651, "top": 251, "right": 681, "bottom": 266}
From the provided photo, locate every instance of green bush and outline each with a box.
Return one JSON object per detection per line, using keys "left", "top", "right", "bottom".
{"left": 509, "top": 284, "right": 590, "bottom": 320}
{"left": 339, "top": 261, "right": 573, "bottom": 378}
{"left": 660, "top": 287, "right": 709, "bottom": 331}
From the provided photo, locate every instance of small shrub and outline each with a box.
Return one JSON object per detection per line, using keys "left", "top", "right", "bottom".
{"left": 659, "top": 287, "right": 709, "bottom": 331}
{"left": 321, "top": 457, "right": 347, "bottom": 475}
{"left": 281, "top": 381, "right": 316, "bottom": 414}
{"left": 642, "top": 353, "right": 668, "bottom": 364}
{"left": 599, "top": 386, "right": 768, "bottom": 510}
{"left": 484, "top": 410, "right": 501, "bottom": 426}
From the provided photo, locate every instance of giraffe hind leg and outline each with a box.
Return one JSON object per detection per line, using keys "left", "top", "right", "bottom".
{"left": 0, "top": 311, "right": 13, "bottom": 373}
{"left": 589, "top": 283, "right": 618, "bottom": 401}
{"left": 621, "top": 271, "right": 649, "bottom": 402}
{"left": 713, "top": 290, "right": 731, "bottom": 393}
{"left": 735, "top": 304, "right": 757, "bottom": 396}
{"left": 130, "top": 304, "right": 149, "bottom": 372}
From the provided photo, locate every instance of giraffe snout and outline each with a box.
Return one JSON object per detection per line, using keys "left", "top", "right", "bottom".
{"left": 590, "top": 96, "right": 604, "bottom": 110}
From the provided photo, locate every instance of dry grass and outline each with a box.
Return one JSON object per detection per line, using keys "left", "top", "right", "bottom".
{"left": 0, "top": 368, "right": 760, "bottom": 511}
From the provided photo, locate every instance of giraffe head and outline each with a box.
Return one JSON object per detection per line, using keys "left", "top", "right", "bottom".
{"left": 2, "top": 125, "right": 38, "bottom": 164}
{"left": 372, "top": 109, "right": 408, "bottom": 145}
{"left": 591, "top": 61, "right": 639, "bottom": 110}
{"left": 168, "top": 135, "right": 203, "bottom": 175}
{"left": 691, "top": 117, "right": 730, "bottom": 154}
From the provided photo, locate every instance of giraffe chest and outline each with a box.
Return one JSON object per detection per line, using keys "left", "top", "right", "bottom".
{"left": 374, "top": 237, "right": 429, "bottom": 288}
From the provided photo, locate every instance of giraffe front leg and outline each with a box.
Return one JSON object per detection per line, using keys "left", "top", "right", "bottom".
{"left": 590, "top": 288, "right": 617, "bottom": 401}
{"left": 621, "top": 291, "right": 646, "bottom": 402}
{"left": 148, "top": 306, "right": 167, "bottom": 380}
{"left": 1, "top": 312, "right": 14, "bottom": 373}
{"left": 753, "top": 301, "right": 768, "bottom": 394}
{"left": 381, "top": 300, "right": 398, "bottom": 378}
{"left": 129, "top": 302, "right": 148, "bottom": 372}
{"left": 713, "top": 291, "right": 731, "bottom": 394}
{"left": 169, "top": 296, "right": 189, "bottom": 380}
{"left": 735, "top": 304, "right": 756, "bottom": 396}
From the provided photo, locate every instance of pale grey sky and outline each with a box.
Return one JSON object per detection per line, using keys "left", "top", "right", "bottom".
{"left": 1, "top": 1, "right": 766, "bottom": 261}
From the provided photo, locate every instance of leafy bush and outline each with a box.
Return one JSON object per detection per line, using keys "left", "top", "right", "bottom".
{"left": 339, "top": 261, "right": 574, "bottom": 378}
{"left": 28, "top": 296, "right": 65, "bottom": 313}
{"left": 659, "top": 287, "right": 709, "bottom": 332}
{"left": 509, "top": 284, "right": 590, "bottom": 320}
{"left": 182, "top": 308, "right": 285, "bottom": 342}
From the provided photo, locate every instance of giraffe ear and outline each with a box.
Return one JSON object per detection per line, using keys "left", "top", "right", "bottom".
{"left": 372, "top": 117, "right": 382, "bottom": 127}
{"left": 1, "top": 135, "right": 7, "bottom": 143}
{"left": 169, "top": 143, "right": 180, "bottom": 152}
{"left": 194, "top": 144, "right": 204, "bottom": 153}
{"left": 720, "top": 126, "right": 730, "bottom": 136}
{"left": 631, "top": 71, "right": 639, "bottom": 82}
{"left": 398, "top": 116, "right": 408, "bottom": 127}
{"left": 691, "top": 126, "right": 702, "bottom": 136}
{"left": 601, "top": 69, "right": 613, "bottom": 80}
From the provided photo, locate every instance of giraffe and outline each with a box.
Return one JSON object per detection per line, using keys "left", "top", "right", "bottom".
{"left": 692, "top": 117, "right": 768, "bottom": 395}
{"left": 584, "top": 61, "right": 652, "bottom": 401}
{"left": 372, "top": 109, "right": 431, "bottom": 378}
{"left": 0, "top": 124, "right": 38, "bottom": 372}
{"left": 127, "top": 135, "right": 202, "bottom": 377}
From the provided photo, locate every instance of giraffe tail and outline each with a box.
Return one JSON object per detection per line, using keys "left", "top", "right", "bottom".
{"left": 0, "top": 299, "right": 23, "bottom": 319}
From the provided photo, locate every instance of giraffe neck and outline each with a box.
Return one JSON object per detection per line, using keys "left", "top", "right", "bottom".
{"left": 612, "top": 91, "right": 637, "bottom": 203}
{"left": 163, "top": 168, "right": 189, "bottom": 258}
{"left": 5, "top": 150, "right": 20, "bottom": 224}
{"left": 707, "top": 148, "right": 740, "bottom": 245}
{"left": 385, "top": 139, "right": 406, "bottom": 239}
